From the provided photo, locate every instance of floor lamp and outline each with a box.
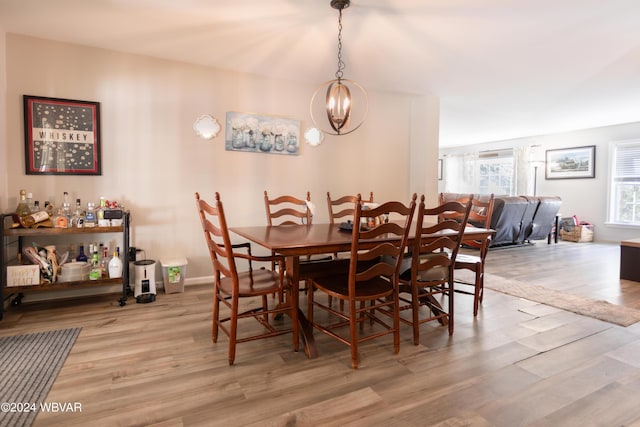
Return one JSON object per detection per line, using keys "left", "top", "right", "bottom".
{"left": 530, "top": 145, "right": 545, "bottom": 196}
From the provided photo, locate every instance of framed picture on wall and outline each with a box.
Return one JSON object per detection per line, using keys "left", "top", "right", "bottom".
{"left": 545, "top": 145, "right": 595, "bottom": 179}
{"left": 23, "top": 95, "right": 102, "bottom": 175}
{"left": 225, "top": 111, "right": 300, "bottom": 155}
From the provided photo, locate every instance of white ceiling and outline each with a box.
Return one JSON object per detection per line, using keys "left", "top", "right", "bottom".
{"left": 1, "top": 0, "right": 639, "bottom": 147}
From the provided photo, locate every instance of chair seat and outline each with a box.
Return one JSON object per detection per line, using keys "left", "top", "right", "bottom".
{"left": 298, "top": 258, "right": 351, "bottom": 281}
{"left": 313, "top": 275, "right": 394, "bottom": 301}
{"left": 399, "top": 253, "right": 450, "bottom": 283}
{"left": 455, "top": 253, "right": 481, "bottom": 265}
{"left": 219, "top": 269, "right": 283, "bottom": 296}
{"left": 401, "top": 266, "right": 449, "bottom": 283}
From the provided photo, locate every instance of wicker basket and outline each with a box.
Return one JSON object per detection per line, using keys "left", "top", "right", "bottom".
{"left": 560, "top": 225, "right": 594, "bottom": 242}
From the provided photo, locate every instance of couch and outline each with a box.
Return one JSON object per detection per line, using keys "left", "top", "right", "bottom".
{"left": 441, "top": 193, "right": 562, "bottom": 247}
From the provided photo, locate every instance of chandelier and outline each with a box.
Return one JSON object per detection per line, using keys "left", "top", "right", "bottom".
{"left": 310, "top": 0, "right": 368, "bottom": 136}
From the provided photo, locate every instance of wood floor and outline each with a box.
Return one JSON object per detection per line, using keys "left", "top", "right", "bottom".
{"left": 2, "top": 241, "right": 640, "bottom": 426}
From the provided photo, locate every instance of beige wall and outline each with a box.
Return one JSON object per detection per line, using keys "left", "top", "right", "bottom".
{"left": 3, "top": 34, "right": 439, "bottom": 283}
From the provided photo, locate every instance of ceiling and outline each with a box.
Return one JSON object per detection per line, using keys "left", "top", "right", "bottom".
{"left": 1, "top": 0, "right": 639, "bottom": 147}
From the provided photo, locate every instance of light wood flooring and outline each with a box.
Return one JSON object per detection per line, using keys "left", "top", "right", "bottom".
{"left": 2, "top": 241, "right": 640, "bottom": 426}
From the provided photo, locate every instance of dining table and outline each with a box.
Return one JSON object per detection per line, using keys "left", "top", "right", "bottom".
{"left": 229, "top": 222, "right": 495, "bottom": 358}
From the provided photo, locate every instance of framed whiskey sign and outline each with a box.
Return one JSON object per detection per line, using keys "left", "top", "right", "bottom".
{"left": 23, "top": 95, "right": 102, "bottom": 175}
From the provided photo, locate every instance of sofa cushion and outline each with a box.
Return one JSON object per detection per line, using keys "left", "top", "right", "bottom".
{"left": 523, "top": 196, "right": 562, "bottom": 241}
{"left": 490, "top": 196, "right": 529, "bottom": 246}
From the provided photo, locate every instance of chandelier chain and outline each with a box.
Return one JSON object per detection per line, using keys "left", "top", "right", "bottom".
{"left": 335, "top": 8, "right": 345, "bottom": 81}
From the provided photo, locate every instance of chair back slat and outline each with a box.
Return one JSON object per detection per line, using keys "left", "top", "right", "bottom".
{"left": 327, "top": 192, "right": 374, "bottom": 224}
{"left": 349, "top": 193, "right": 417, "bottom": 292}
{"left": 439, "top": 192, "right": 493, "bottom": 249}
{"left": 412, "top": 195, "right": 473, "bottom": 282}
{"left": 264, "top": 191, "right": 312, "bottom": 225}
{"left": 195, "top": 192, "right": 238, "bottom": 286}
{"left": 355, "top": 260, "right": 396, "bottom": 282}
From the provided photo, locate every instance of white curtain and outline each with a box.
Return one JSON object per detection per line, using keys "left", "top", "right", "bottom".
{"left": 443, "top": 151, "right": 479, "bottom": 194}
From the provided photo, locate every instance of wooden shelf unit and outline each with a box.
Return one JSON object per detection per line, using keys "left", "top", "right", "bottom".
{"left": 1, "top": 212, "right": 130, "bottom": 320}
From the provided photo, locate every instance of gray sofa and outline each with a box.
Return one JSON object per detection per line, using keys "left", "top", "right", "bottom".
{"left": 441, "top": 193, "right": 562, "bottom": 247}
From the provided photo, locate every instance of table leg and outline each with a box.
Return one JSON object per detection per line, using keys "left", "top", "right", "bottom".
{"left": 286, "top": 255, "right": 318, "bottom": 359}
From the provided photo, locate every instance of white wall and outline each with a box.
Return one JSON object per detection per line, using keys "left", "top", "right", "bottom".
{"left": 440, "top": 122, "right": 640, "bottom": 243}
{"left": 409, "top": 95, "right": 440, "bottom": 207}
{"left": 3, "top": 34, "right": 439, "bottom": 285}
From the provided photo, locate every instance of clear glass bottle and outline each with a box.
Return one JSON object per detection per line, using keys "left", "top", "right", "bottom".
{"left": 71, "top": 198, "right": 85, "bottom": 228}
{"left": 101, "top": 244, "right": 109, "bottom": 278}
{"left": 26, "top": 192, "right": 35, "bottom": 213}
{"left": 85, "top": 202, "right": 96, "bottom": 227}
{"left": 15, "top": 189, "right": 31, "bottom": 218}
{"left": 96, "top": 196, "right": 107, "bottom": 225}
{"left": 68, "top": 244, "right": 77, "bottom": 262}
{"left": 62, "top": 191, "right": 72, "bottom": 227}
{"left": 53, "top": 207, "right": 68, "bottom": 228}
{"left": 21, "top": 210, "right": 51, "bottom": 227}
{"left": 44, "top": 201, "right": 55, "bottom": 216}
{"left": 33, "top": 200, "right": 40, "bottom": 213}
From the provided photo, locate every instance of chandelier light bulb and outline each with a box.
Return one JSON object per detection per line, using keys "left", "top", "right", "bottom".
{"left": 309, "top": 0, "right": 367, "bottom": 136}
{"left": 326, "top": 81, "right": 352, "bottom": 133}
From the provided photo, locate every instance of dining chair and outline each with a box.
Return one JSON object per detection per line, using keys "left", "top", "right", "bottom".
{"left": 307, "top": 193, "right": 417, "bottom": 369}
{"left": 195, "top": 192, "right": 298, "bottom": 365}
{"left": 264, "top": 190, "right": 312, "bottom": 226}
{"left": 439, "top": 192, "right": 495, "bottom": 316}
{"left": 325, "top": 191, "right": 375, "bottom": 310}
{"left": 264, "top": 190, "right": 332, "bottom": 301}
{"left": 326, "top": 191, "right": 374, "bottom": 225}
{"left": 397, "top": 195, "right": 472, "bottom": 344}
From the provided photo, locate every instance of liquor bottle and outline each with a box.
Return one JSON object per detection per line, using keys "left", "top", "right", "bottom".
{"left": 53, "top": 207, "right": 69, "bottom": 228}
{"left": 62, "top": 191, "right": 71, "bottom": 219}
{"left": 89, "top": 251, "right": 101, "bottom": 280}
{"left": 85, "top": 202, "right": 96, "bottom": 227}
{"left": 71, "top": 198, "right": 85, "bottom": 228}
{"left": 108, "top": 250, "right": 123, "bottom": 279}
{"left": 101, "top": 245, "right": 109, "bottom": 278}
{"left": 26, "top": 192, "right": 35, "bottom": 213}
{"left": 15, "top": 189, "right": 31, "bottom": 218}
{"left": 33, "top": 200, "right": 40, "bottom": 212}
{"left": 76, "top": 245, "right": 88, "bottom": 262}
{"left": 21, "top": 210, "right": 52, "bottom": 227}
{"left": 96, "top": 196, "right": 106, "bottom": 225}
{"left": 44, "top": 201, "right": 55, "bottom": 216}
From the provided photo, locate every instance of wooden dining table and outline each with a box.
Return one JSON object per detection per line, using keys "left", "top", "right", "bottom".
{"left": 230, "top": 222, "right": 495, "bottom": 358}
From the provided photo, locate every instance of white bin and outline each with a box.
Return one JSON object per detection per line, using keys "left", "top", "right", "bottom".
{"left": 160, "top": 258, "right": 188, "bottom": 294}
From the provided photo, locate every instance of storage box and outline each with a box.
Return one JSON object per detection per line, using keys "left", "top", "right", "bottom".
{"left": 160, "top": 258, "right": 187, "bottom": 294}
{"left": 7, "top": 264, "right": 40, "bottom": 287}
{"left": 560, "top": 225, "right": 594, "bottom": 242}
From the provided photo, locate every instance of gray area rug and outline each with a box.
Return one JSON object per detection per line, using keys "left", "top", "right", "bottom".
{"left": 484, "top": 273, "right": 640, "bottom": 327}
{"left": 0, "top": 327, "right": 81, "bottom": 427}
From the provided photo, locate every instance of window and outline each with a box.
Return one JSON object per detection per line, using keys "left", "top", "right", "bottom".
{"left": 609, "top": 140, "right": 640, "bottom": 225}
{"left": 478, "top": 150, "right": 514, "bottom": 195}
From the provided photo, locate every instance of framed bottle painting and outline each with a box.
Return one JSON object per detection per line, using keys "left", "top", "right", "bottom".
{"left": 225, "top": 111, "right": 300, "bottom": 155}
{"left": 23, "top": 95, "right": 102, "bottom": 175}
